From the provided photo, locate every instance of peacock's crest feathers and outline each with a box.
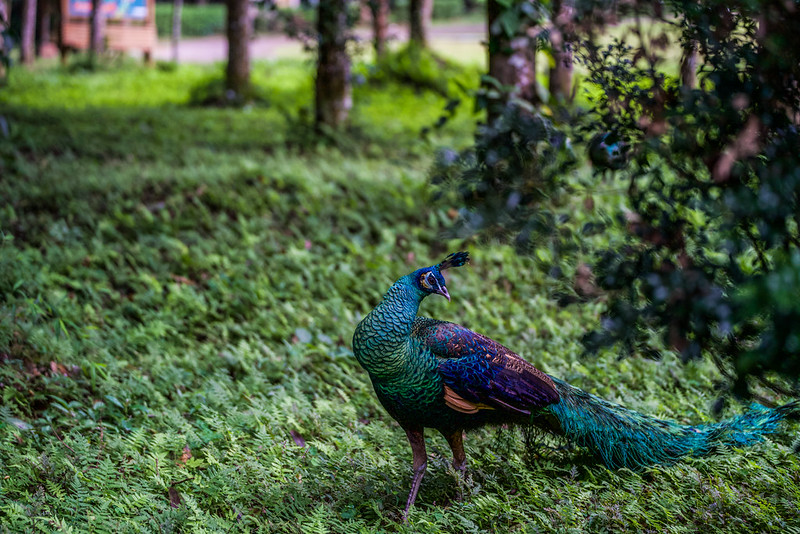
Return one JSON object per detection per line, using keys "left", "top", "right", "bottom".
{"left": 438, "top": 251, "right": 469, "bottom": 271}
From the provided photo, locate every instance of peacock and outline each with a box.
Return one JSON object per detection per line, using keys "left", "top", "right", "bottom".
{"left": 352, "top": 251, "right": 799, "bottom": 520}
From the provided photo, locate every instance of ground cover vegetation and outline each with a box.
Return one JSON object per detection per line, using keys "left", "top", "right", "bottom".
{"left": 2, "top": 12, "right": 800, "bottom": 534}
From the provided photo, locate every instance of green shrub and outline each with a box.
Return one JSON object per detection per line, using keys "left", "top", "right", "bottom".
{"left": 368, "top": 43, "right": 475, "bottom": 98}
{"left": 391, "top": 0, "right": 485, "bottom": 21}
{"left": 155, "top": 3, "right": 226, "bottom": 38}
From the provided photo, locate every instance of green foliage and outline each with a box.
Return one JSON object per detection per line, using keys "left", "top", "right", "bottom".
{"left": 367, "top": 43, "right": 477, "bottom": 99}
{"left": 391, "top": 0, "right": 486, "bottom": 22}
{"left": 572, "top": 0, "right": 800, "bottom": 397}
{"left": 155, "top": 3, "right": 227, "bottom": 38}
{"left": 439, "top": 0, "right": 800, "bottom": 398}
{"left": 431, "top": 103, "right": 577, "bottom": 251}
{"left": 1, "top": 57, "right": 798, "bottom": 532}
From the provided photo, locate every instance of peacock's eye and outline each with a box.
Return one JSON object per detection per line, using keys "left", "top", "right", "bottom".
{"left": 420, "top": 272, "right": 435, "bottom": 290}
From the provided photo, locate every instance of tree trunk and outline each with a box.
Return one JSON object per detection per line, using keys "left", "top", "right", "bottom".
{"left": 171, "top": 0, "right": 183, "bottom": 63}
{"left": 20, "top": 0, "right": 36, "bottom": 64}
{"left": 315, "top": 0, "right": 351, "bottom": 130}
{"left": 368, "top": 0, "right": 388, "bottom": 58}
{"left": 486, "top": 0, "right": 538, "bottom": 121}
{"left": 679, "top": 39, "right": 698, "bottom": 89}
{"left": 225, "top": 0, "right": 251, "bottom": 98}
{"left": 0, "top": 0, "right": 9, "bottom": 82}
{"left": 409, "top": 0, "right": 431, "bottom": 48}
{"left": 548, "top": 0, "right": 574, "bottom": 103}
{"left": 36, "top": 0, "right": 52, "bottom": 57}
{"left": 88, "top": 0, "right": 105, "bottom": 65}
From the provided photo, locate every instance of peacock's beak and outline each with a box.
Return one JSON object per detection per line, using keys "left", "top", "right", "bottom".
{"left": 438, "top": 286, "right": 450, "bottom": 302}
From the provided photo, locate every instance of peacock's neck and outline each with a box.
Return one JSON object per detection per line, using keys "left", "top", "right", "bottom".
{"left": 353, "top": 276, "right": 425, "bottom": 377}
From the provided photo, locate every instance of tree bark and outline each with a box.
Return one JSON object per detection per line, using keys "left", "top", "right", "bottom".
{"left": 0, "top": 0, "right": 9, "bottom": 82}
{"left": 225, "top": 0, "right": 251, "bottom": 97}
{"left": 486, "top": 0, "right": 538, "bottom": 121}
{"left": 368, "top": 0, "right": 388, "bottom": 58}
{"left": 679, "top": 39, "right": 698, "bottom": 90}
{"left": 548, "top": 0, "right": 574, "bottom": 103}
{"left": 88, "top": 0, "right": 105, "bottom": 65}
{"left": 409, "top": 0, "right": 431, "bottom": 48}
{"left": 315, "top": 0, "right": 352, "bottom": 130}
{"left": 20, "top": 0, "right": 36, "bottom": 64}
{"left": 171, "top": 0, "right": 183, "bottom": 63}
{"left": 36, "top": 0, "right": 52, "bottom": 57}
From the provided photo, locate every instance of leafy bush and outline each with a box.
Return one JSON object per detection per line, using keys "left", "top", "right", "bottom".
{"left": 391, "top": 0, "right": 485, "bottom": 21}
{"left": 367, "top": 43, "right": 475, "bottom": 98}
{"left": 438, "top": 0, "right": 800, "bottom": 400}
{"left": 572, "top": 0, "right": 800, "bottom": 398}
{"left": 155, "top": 3, "right": 226, "bottom": 38}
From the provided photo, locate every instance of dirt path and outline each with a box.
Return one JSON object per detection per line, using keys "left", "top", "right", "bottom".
{"left": 154, "top": 22, "right": 485, "bottom": 64}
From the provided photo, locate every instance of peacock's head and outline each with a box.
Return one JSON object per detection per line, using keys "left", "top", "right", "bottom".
{"left": 412, "top": 251, "right": 469, "bottom": 302}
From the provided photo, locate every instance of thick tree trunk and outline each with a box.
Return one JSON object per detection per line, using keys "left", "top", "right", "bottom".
{"left": 225, "top": 0, "right": 251, "bottom": 97}
{"left": 315, "top": 0, "right": 351, "bottom": 130}
{"left": 486, "top": 0, "right": 538, "bottom": 121}
{"left": 171, "top": 0, "right": 183, "bottom": 63}
{"left": 88, "top": 0, "right": 105, "bottom": 65}
{"left": 368, "top": 0, "right": 388, "bottom": 58}
{"left": 20, "top": 0, "right": 36, "bottom": 64}
{"left": 548, "top": 0, "right": 574, "bottom": 103}
{"left": 409, "top": 0, "right": 431, "bottom": 48}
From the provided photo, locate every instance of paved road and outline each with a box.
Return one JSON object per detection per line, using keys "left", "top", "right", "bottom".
{"left": 154, "top": 22, "right": 485, "bottom": 64}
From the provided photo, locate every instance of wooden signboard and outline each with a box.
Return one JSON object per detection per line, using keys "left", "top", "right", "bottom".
{"left": 60, "top": 0, "right": 157, "bottom": 62}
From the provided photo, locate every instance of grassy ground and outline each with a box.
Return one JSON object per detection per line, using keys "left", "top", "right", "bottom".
{"left": 1, "top": 56, "right": 799, "bottom": 533}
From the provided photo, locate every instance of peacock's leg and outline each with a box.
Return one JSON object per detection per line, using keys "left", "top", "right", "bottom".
{"left": 443, "top": 429, "right": 467, "bottom": 501}
{"left": 402, "top": 426, "right": 427, "bottom": 522}
{"left": 443, "top": 429, "right": 466, "bottom": 473}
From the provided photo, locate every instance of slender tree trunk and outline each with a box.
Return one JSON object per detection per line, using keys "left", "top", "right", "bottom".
{"left": 368, "top": 0, "right": 388, "bottom": 58}
{"left": 225, "top": 0, "right": 251, "bottom": 98}
{"left": 486, "top": 0, "right": 538, "bottom": 121}
{"left": 36, "top": 0, "right": 52, "bottom": 57}
{"left": 409, "top": 0, "right": 431, "bottom": 48}
{"left": 0, "top": 0, "right": 9, "bottom": 82}
{"left": 463, "top": 0, "right": 476, "bottom": 13}
{"left": 21, "top": 0, "right": 37, "bottom": 64}
{"left": 171, "top": 0, "right": 183, "bottom": 63}
{"left": 548, "top": 0, "right": 574, "bottom": 103}
{"left": 315, "top": 0, "right": 351, "bottom": 130}
{"left": 88, "top": 0, "right": 105, "bottom": 66}
{"left": 680, "top": 39, "right": 698, "bottom": 89}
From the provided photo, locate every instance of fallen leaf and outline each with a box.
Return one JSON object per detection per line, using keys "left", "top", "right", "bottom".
{"left": 290, "top": 430, "right": 306, "bottom": 447}
{"left": 177, "top": 446, "right": 192, "bottom": 467}
{"left": 168, "top": 486, "right": 182, "bottom": 508}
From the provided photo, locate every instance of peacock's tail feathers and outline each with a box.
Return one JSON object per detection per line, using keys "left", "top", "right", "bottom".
{"left": 544, "top": 377, "right": 799, "bottom": 470}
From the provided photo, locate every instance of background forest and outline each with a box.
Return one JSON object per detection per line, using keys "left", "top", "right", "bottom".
{"left": 1, "top": 0, "right": 799, "bottom": 532}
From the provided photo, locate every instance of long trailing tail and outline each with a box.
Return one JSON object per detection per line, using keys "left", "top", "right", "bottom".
{"left": 543, "top": 377, "right": 800, "bottom": 469}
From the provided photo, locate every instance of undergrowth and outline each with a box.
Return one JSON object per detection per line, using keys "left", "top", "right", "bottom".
{"left": 0, "top": 58, "right": 798, "bottom": 533}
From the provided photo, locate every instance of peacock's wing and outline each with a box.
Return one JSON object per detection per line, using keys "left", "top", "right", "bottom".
{"left": 411, "top": 318, "right": 560, "bottom": 415}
